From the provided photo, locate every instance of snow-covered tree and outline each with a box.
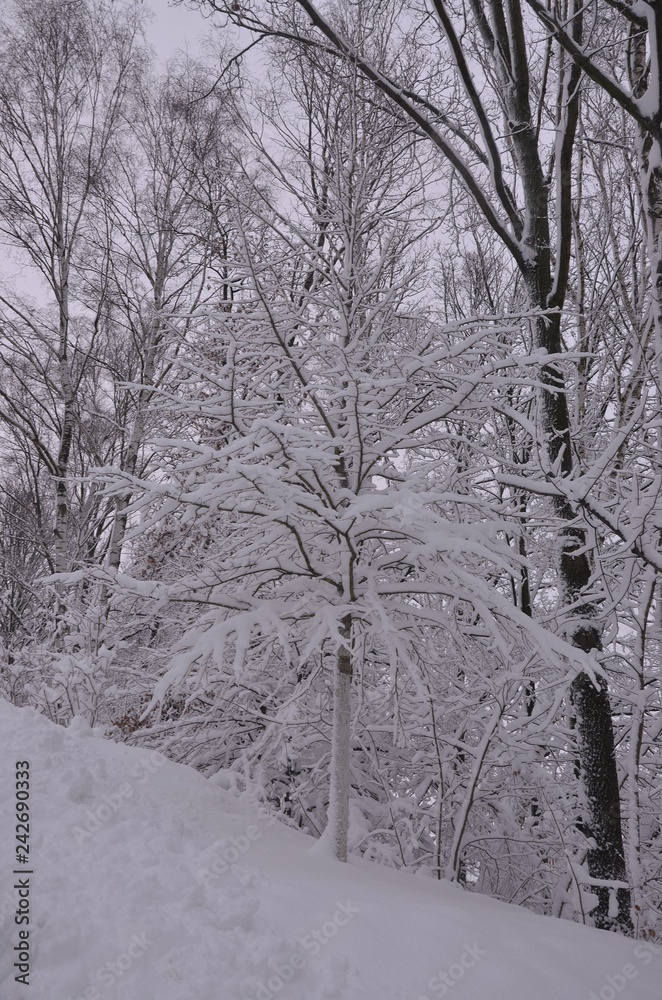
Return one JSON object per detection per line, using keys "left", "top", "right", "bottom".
{"left": 99, "top": 46, "right": 596, "bottom": 874}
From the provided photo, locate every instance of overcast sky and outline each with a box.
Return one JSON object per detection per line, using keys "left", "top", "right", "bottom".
{"left": 0, "top": 0, "right": 274, "bottom": 300}
{"left": 144, "top": 0, "right": 210, "bottom": 58}
{"left": 0, "top": 0, "right": 233, "bottom": 298}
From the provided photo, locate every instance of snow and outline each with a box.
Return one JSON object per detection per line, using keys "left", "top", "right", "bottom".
{"left": 0, "top": 699, "right": 659, "bottom": 1000}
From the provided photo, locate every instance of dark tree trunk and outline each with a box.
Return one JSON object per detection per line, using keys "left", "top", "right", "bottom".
{"left": 571, "top": 655, "right": 632, "bottom": 933}
{"left": 268, "top": 0, "right": 634, "bottom": 932}
{"left": 530, "top": 303, "right": 633, "bottom": 935}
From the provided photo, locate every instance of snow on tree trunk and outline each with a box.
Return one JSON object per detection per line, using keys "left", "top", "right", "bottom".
{"left": 259, "top": 0, "right": 634, "bottom": 930}
{"left": 535, "top": 312, "right": 633, "bottom": 934}
{"left": 318, "top": 617, "right": 352, "bottom": 862}
{"left": 570, "top": 646, "right": 632, "bottom": 934}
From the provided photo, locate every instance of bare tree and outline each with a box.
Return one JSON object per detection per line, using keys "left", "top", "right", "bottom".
{"left": 0, "top": 0, "right": 145, "bottom": 631}
{"left": 97, "top": 54, "right": 242, "bottom": 582}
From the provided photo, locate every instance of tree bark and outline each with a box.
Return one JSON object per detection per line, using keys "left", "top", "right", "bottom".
{"left": 321, "top": 615, "right": 352, "bottom": 861}
{"left": 209, "top": 0, "right": 634, "bottom": 928}
{"left": 506, "top": 0, "right": 632, "bottom": 929}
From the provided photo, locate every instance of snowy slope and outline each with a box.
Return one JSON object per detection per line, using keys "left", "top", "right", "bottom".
{"left": 0, "top": 701, "right": 658, "bottom": 1000}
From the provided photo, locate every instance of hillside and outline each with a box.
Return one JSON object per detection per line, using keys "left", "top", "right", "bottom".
{"left": 0, "top": 700, "right": 657, "bottom": 1000}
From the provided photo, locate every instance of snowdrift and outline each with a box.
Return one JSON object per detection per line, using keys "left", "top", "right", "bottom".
{"left": 0, "top": 699, "right": 658, "bottom": 1000}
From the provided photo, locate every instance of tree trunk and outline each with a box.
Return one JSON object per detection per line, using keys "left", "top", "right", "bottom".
{"left": 532, "top": 305, "right": 633, "bottom": 934}
{"left": 320, "top": 616, "right": 352, "bottom": 861}
{"left": 224, "top": 0, "right": 634, "bottom": 928}
{"left": 53, "top": 243, "right": 75, "bottom": 638}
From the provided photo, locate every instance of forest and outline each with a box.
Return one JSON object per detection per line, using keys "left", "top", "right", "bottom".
{"left": 0, "top": 0, "right": 661, "bottom": 942}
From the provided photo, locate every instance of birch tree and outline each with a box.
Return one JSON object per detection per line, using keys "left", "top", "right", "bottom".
{"left": 99, "top": 55, "right": 242, "bottom": 583}
{"left": 0, "top": 0, "right": 144, "bottom": 631}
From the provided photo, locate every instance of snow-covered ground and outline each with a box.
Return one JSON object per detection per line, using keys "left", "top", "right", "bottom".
{"left": 0, "top": 700, "right": 658, "bottom": 1000}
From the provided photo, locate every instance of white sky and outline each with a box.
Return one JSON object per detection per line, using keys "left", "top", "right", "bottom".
{"left": 143, "top": 0, "right": 210, "bottom": 58}
{"left": 0, "top": 0, "right": 225, "bottom": 299}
